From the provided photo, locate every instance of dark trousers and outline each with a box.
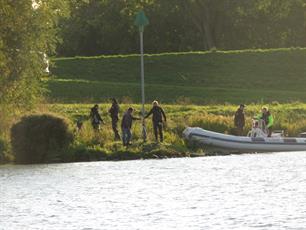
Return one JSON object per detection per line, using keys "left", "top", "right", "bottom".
{"left": 236, "top": 126, "right": 244, "bottom": 136}
{"left": 112, "top": 118, "right": 121, "bottom": 140}
{"left": 153, "top": 122, "right": 163, "bottom": 142}
{"left": 92, "top": 122, "right": 100, "bottom": 130}
{"left": 122, "top": 128, "right": 132, "bottom": 146}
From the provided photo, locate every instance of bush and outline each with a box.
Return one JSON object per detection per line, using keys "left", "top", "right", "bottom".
{"left": 11, "top": 114, "right": 73, "bottom": 164}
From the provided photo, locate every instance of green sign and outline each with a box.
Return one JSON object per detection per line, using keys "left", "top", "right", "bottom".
{"left": 134, "top": 10, "right": 149, "bottom": 32}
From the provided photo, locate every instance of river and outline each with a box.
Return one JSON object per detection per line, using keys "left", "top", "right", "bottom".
{"left": 1, "top": 152, "right": 306, "bottom": 230}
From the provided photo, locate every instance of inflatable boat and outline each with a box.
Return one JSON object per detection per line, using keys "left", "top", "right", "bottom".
{"left": 183, "top": 127, "right": 306, "bottom": 153}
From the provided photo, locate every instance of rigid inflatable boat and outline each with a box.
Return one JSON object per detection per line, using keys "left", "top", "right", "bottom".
{"left": 183, "top": 120, "right": 306, "bottom": 153}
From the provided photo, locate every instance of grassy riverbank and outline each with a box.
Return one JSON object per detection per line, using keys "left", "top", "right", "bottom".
{"left": 49, "top": 48, "right": 306, "bottom": 104}
{"left": 49, "top": 102, "right": 306, "bottom": 162}
{"left": 2, "top": 102, "right": 306, "bottom": 164}
{"left": 3, "top": 48, "right": 306, "bottom": 163}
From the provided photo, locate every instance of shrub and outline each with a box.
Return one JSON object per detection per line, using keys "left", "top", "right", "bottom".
{"left": 0, "top": 137, "right": 12, "bottom": 163}
{"left": 11, "top": 114, "right": 73, "bottom": 164}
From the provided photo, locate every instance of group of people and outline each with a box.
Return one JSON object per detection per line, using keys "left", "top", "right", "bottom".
{"left": 88, "top": 99, "right": 167, "bottom": 146}
{"left": 88, "top": 100, "right": 274, "bottom": 145}
{"left": 234, "top": 104, "right": 274, "bottom": 137}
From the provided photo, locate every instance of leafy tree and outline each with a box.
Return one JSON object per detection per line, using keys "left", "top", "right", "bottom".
{"left": 0, "top": 0, "right": 68, "bottom": 109}
{"left": 57, "top": 0, "right": 193, "bottom": 55}
{"left": 57, "top": 0, "right": 306, "bottom": 56}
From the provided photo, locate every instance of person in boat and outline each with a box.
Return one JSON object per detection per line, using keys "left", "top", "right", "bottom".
{"left": 121, "top": 107, "right": 140, "bottom": 146}
{"left": 90, "top": 104, "right": 104, "bottom": 130}
{"left": 234, "top": 104, "right": 245, "bottom": 136}
{"left": 145, "top": 100, "right": 167, "bottom": 142}
{"left": 256, "top": 106, "right": 274, "bottom": 137}
{"left": 109, "top": 98, "right": 121, "bottom": 141}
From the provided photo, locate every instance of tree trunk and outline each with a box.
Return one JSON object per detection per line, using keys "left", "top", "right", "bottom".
{"left": 199, "top": 0, "right": 216, "bottom": 49}
{"left": 184, "top": 0, "right": 216, "bottom": 50}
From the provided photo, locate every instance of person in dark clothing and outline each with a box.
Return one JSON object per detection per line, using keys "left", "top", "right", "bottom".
{"left": 145, "top": 100, "right": 167, "bottom": 142}
{"left": 121, "top": 107, "right": 140, "bottom": 146}
{"left": 234, "top": 104, "right": 245, "bottom": 136}
{"left": 89, "top": 104, "right": 104, "bottom": 130}
{"left": 76, "top": 118, "right": 83, "bottom": 132}
{"left": 109, "top": 98, "right": 121, "bottom": 140}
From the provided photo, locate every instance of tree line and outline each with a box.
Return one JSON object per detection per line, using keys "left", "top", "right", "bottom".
{"left": 1, "top": 0, "right": 306, "bottom": 108}
{"left": 57, "top": 0, "right": 306, "bottom": 56}
{"left": 0, "top": 0, "right": 68, "bottom": 108}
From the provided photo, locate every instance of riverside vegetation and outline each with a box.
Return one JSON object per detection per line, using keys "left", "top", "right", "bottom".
{"left": 2, "top": 1, "right": 306, "bottom": 164}
{"left": 3, "top": 49, "right": 306, "bottom": 163}
{"left": 2, "top": 102, "right": 306, "bottom": 164}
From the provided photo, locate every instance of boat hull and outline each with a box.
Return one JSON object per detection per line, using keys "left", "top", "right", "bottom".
{"left": 183, "top": 127, "right": 306, "bottom": 153}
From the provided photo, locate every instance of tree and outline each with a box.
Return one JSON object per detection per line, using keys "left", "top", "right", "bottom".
{"left": 57, "top": 0, "right": 194, "bottom": 56}
{"left": 56, "top": 0, "right": 306, "bottom": 55}
{"left": 0, "top": 0, "right": 68, "bottom": 109}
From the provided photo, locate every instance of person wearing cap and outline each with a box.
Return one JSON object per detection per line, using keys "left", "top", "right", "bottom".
{"left": 109, "top": 98, "right": 121, "bottom": 141}
{"left": 89, "top": 104, "right": 104, "bottom": 130}
{"left": 257, "top": 106, "right": 274, "bottom": 137}
{"left": 121, "top": 107, "right": 140, "bottom": 146}
{"left": 234, "top": 104, "right": 245, "bottom": 136}
{"left": 145, "top": 100, "right": 167, "bottom": 142}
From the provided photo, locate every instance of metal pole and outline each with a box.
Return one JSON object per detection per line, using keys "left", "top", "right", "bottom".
{"left": 140, "top": 28, "right": 146, "bottom": 141}
{"left": 140, "top": 30, "right": 145, "bottom": 117}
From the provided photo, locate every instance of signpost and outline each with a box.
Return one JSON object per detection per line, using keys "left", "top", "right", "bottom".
{"left": 135, "top": 10, "right": 149, "bottom": 142}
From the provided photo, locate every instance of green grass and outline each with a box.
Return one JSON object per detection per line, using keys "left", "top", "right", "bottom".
{"left": 49, "top": 48, "right": 306, "bottom": 104}
{"left": 47, "top": 102, "right": 306, "bottom": 162}
{"left": 5, "top": 48, "right": 306, "bottom": 163}
{"left": 49, "top": 102, "right": 306, "bottom": 138}
{"left": 3, "top": 102, "right": 306, "bottom": 164}
{"left": 50, "top": 102, "right": 306, "bottom": 152}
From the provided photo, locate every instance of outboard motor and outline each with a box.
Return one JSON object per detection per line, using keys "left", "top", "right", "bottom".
{"left": 247, "top": 119, "right": 283, "bottom": 138}
{"left": 247, "top": 119, "right": 268, "bottom": 138}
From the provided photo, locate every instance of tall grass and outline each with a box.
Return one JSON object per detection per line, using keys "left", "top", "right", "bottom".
{"left": 3, "top": 102, "right": 306, "bottom": 164}
{"left": 51, "top": 103, "right": 306, "bottom": 152}
{"left": 50, "top": 103, "right": 306, "bottom": 137}
{"left": 0, "top": 105, "right": 17, "bottom": 162}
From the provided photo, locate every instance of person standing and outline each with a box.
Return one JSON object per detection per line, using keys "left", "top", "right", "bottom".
{"left": 109, "top": 98, "right": 121, "bottom": 140}
{"left": 89, "top": 104, "right": 104, "bottom": 130}
{"left": 258, "top": 106, "right": 274, "bottom": 137}
{"left": 121, "top": 107, "right": 140, "bottom": 146}
{"left": 145, "top": 100, "right": 167, "bottom": 142}
{"left": 234, "top": 104, "right": 245, "bottom": 136}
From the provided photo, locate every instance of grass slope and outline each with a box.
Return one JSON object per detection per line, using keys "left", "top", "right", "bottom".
{"left": 49, "top": 48, "right": 306, "bottom": 104}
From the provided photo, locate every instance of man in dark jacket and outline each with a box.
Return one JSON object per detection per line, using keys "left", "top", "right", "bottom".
{"left": 121, "top": 107, "right": 140, "bottom": 146}
{"left": 234, "top": 104, "right": 245, "bottom": 136}
{"left": 90, "top": 104, "right": 104, "bottom": 130}
{"left": 145, "top": 100, "right": 166, "bottom": 142}
{"left": 109, "top": 98, "right": 121, "bottom": 140}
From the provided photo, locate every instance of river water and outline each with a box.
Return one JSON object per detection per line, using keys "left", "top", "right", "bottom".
{"left": 1, "top": 152, "right": 306, "bottom": 230}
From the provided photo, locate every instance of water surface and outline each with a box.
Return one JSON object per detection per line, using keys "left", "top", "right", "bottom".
{"left": 1, "top": 152, "right": 306, "bottom": 230}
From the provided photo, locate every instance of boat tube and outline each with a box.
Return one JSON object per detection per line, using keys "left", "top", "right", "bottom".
{"left": 183, "top": 127, "right": 306, "bottom": 153}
